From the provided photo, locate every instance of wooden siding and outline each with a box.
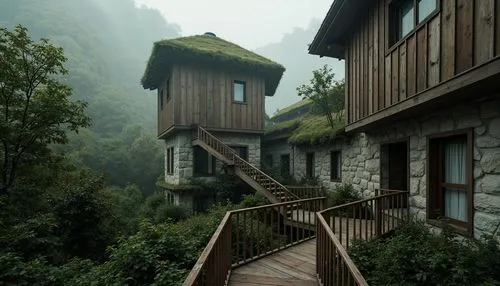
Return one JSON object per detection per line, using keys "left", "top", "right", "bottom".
{"left": 157, "top": 64, "right": 266, "bottom": 136}
{"left": 346, "top": 0, "right": 500, "bottom": 126}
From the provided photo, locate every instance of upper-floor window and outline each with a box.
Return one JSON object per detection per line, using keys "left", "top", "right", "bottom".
{"left": 233, "top": 80, "right": 246, "bottom": 103}
{"left": 389, "top": 0, "right": 437, "bottom": 46}
{"left": 166, "top": 147, "right": 174, "bottom": 175}
{"left": 264, "top": 154, "right": 273, "bottom": 168}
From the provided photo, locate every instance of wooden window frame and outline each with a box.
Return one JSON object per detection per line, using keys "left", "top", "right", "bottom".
{"left": 166, "top": 147, "right": 174, "bottom": 175}
{"left": 386, "top": 0, "right": 440, "bottom": 52}
{"left": 232, "top": 80, "right": 247, "bottom": 104}
{"left": 426, "top": 128, "right": 473, "bottom": 236}
{"left": 306, "top": 152, "right": 315, "bottom": 179}
{"left": 330, "top": 151, "right": 342, "bottom": 182}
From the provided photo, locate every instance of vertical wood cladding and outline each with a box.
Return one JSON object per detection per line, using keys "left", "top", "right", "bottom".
{"left": 157, "top": 64, "right": 266, "bottom": 136}
{"left": 346, "top": 0, "right": 500, "bottom": 125}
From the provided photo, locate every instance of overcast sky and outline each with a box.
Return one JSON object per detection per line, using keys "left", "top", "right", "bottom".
{"left": 134, "top": 0, "right": 333, "bottom": 49}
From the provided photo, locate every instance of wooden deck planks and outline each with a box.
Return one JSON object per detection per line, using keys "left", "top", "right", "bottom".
{"left": 229, "top": 240, "right": 318, "bottom": 286}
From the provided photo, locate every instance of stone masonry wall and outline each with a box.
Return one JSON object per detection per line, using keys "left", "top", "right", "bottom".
{"left": 261, "top": 97, "right": 500, "bottom": 239}
{"left": 341, "top": 97, "right": 500, "bottom": 240}
{"left": 164, "top": 131, "right": 261, "bottom": 185}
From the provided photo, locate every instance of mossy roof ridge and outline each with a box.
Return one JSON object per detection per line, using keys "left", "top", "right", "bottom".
{"left": 264, "top": 113, "right": 345, "bottom": 145}
{"left": 272, "top": 98, "right": 312, "bottom": 118}
{"left": 287, "top": 113, "right": 345, "bottom": 145}
{"left": 141, "top": 35, "right": 285, "bottom": 96}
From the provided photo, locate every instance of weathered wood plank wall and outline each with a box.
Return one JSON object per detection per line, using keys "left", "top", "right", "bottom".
{"left": 346, "top": 0, "right": 500, "bottom": 125}
{"left": 157, "top": 64, "right": 266, "bottom": 136}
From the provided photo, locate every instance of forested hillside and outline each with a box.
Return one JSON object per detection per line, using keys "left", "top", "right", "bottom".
{"left": 255, "top": 20, "right": 345, "bottom": 116}
{"left": 0, "top": 0, "right": 180, "bottom": 194}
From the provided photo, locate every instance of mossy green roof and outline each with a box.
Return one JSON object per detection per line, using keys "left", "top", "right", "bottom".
{"left": 141, "top": 34, "right": 285, "bottom": 96}
{"left": 272, "top": 98, "right": 312, "bottom": 118}
{"left": 265, "top": 113, "right": 345, "bottom": 145}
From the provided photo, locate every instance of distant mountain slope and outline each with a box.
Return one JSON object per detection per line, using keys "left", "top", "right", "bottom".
{"left": 255, "top": 20, "right": 345, "bottom": 116}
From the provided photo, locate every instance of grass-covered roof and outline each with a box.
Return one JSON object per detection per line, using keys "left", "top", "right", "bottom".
{"left": 273, "top": 98, "right": 312, "bottom": 118}
{"left": 265, "top": 112, "right": 345, "bottom": 145}
{"left": 141, "top": 34, "right": 285, "bottom": 96}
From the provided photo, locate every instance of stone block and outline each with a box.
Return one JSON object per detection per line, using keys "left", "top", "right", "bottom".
{"left": 456, "top": 113, "right": 482, "bottom": 129}
{"left": 361, "top": 179, "right": 368, "bottom": 189}
{"left": 410, "top": 196, "right": 426, "bottom": 209}
{"left": 490, "top": 118, "right": 500, "bottom": 139}
{"left": 474, "top": 212, "right": 500, "bottom": 234}
{"left": 475, "top": 126, "right": 487, "bottom": 136}
{"left": 476, "top": 135, "right": 500, "bottom": 148}
{"left": 440, "top": 117, "right": 454, "bottom": 132}
{"left": 475, "top": 193, "right": 500, "bottom": 215}
{"left": 410, "top": 178, "right": 420, "bottom": 195}
{"left": 474, "top": 166, "right": 484, "bottom": 179}
{"left": 362, "top": 171, "right": 371, "bottom": 180}
{"left": 371, "top": 175, "right": 380, "bottom": 183}
{"left": 479, "top": 174, "right": 500, "bottom": 195}
{"left": 410, "top": 195, "right": 426, "bottom": 209}
{"left": 410, "top": 161, "right": 425, "bottom": 177}
{"left": 480, "top": 149, "right": 500, "bottom": 174}
{"left": 365, "top": 159, "right": 379, "bottom": 173}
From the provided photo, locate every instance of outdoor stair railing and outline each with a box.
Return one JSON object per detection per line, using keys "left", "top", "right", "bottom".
{"left": 193, "top": 125, "right": 300, "bottom": 203}
{"left": 316, "top": 189, "right": 409, "bottom": 286}
{"left": 183, "top": 197, "right": 327, "bottom": 286}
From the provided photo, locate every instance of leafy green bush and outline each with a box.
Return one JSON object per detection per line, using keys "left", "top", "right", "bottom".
{"left": 329, "top": 184, "right": 360, "bottom": 207}
{"left": 240, "top": 193, "right": 269, "bottom": 208}
{"left": 155, "top": 204, "right": 189, "bottom": 222}
{"left": 349, "top": 221, "right": 500, "bottom": 285}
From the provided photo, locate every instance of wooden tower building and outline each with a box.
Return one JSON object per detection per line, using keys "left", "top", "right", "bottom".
{"left": 142, "top": 32, "right": 286, "bottom": 209}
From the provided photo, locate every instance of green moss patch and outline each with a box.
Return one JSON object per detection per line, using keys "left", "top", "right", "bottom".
{"left": 265, "top": 113, "right": 344, "bottom": 145}
{"left": 142, "top": 35, "right": 285, "bottom": 96}
{"left": 273, "top": 98, "right": 312, "bottom": 118}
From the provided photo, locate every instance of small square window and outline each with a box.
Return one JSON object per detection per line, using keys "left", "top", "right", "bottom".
{"left": 233, "top": 81, "right": 246, "bottom": 103}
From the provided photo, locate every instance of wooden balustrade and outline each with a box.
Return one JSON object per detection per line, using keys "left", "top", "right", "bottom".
{"left": 316, "top": 189, "right": 408, "bottom": 286}
{"left": 286, "top": 186, "right": 326, "bottom": 199}
{"left": 193, "top": 125, "right": 299, "bottom": 202}
{"left": 184, "top": 197, "right": 326, "bottom": 286}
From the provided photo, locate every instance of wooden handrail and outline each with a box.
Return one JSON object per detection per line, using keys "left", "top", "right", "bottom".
{"left": 184, "top": 197, "right": 327, "bottom": 286}
{"left": 316, "top": 189, "right": 409, "bottom": 285}
{"left": 316, "top": 213, "right": 368, "bottom": 286}
{"left": 286, "top": 186, "right": 325, "bottom": 199}
{"left": 184, "top": 212, "right": 233, "bottom": 286}
{"left": 194, "top": 125, "right": 299, "bottom": 202}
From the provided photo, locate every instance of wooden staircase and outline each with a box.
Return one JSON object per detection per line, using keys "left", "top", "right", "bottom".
{"left": 192, "top": 126, "right": 300, "bottom": 208}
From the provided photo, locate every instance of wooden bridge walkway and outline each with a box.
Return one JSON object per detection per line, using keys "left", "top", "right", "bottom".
{"left": 229, "top": 239, "right": 318, "bottom": 286}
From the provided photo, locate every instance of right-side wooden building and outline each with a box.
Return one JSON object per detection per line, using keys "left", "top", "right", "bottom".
{"left": 310, "top": 0, "right": 500, "bottom": 238}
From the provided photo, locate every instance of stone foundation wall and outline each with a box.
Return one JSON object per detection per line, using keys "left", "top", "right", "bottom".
{"left": 341, "top": 97, "right": 500, "bottom": 239}
{"left": 262, "top": 97, "right": 500, "bottom": 239}
{"left": 164, "top": 131, "right": 261, "bottom": 185}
